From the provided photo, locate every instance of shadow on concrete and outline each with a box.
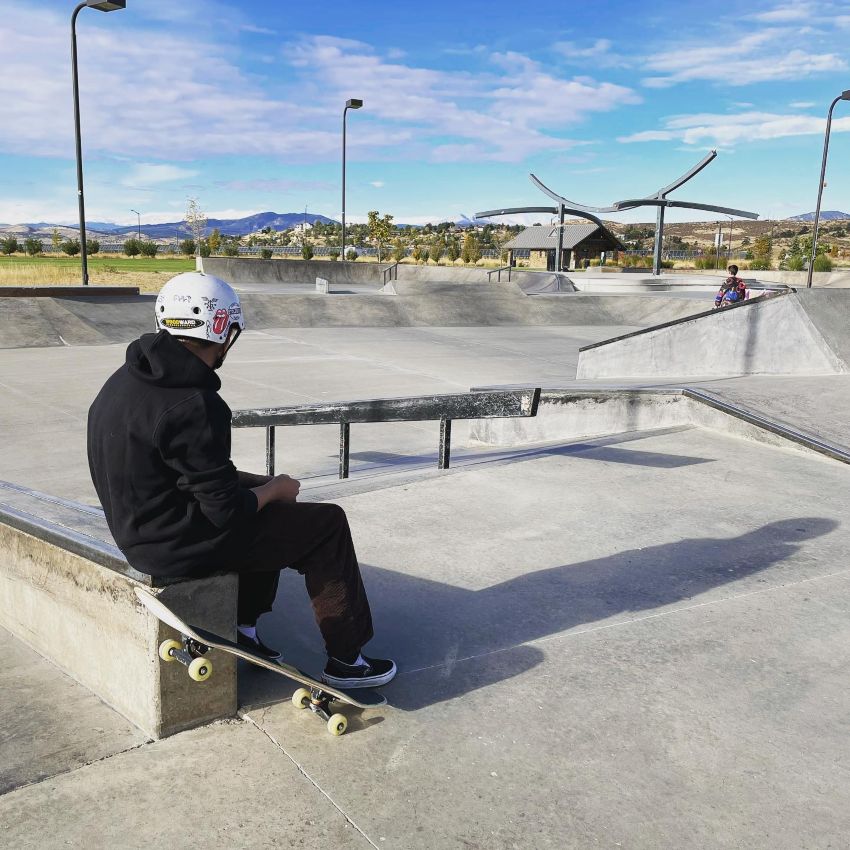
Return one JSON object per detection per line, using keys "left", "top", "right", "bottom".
{"left": 242, "top": 517, "right": 836, "bottom": 713}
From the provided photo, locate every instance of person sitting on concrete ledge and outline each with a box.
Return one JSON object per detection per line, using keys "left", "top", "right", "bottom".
{"left": 714, "top": 264, "right": 747, "bottom": 309}
{"left": 86, "top": 271, "right": 396, "bottom": 689}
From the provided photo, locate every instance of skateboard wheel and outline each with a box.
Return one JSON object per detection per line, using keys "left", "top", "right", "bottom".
{"left": 292, "top": 688, "right": 311, "bottom": 710}
{"left": 188, "top": 656, "right": 212, "bottom": 682}
{"left": 327, "top": 713, "right": 347, "bottom": 736}
{"left": 158, "top": 639, "right": 182, "bottom": 662}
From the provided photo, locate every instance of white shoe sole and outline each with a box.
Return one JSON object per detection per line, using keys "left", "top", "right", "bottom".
{"left": 321, "top": 660, "right": 397, "bottom": 689}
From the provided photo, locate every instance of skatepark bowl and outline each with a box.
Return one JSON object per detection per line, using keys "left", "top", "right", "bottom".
{"left": 2, "top": 259, "right": 850, "bottom": 849}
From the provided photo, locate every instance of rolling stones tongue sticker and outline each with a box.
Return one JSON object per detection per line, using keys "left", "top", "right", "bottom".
{"left": 211, "top": 308, "right": 229, "bottom": 336}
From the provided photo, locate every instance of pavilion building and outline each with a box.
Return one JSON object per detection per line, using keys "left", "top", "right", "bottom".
{"left": 503, "top": 223, "right": 624, "bottom": 271}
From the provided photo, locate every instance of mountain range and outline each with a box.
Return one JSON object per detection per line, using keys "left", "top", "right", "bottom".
{"left": 788, "top": 211, "right": 850, "bottom": 222}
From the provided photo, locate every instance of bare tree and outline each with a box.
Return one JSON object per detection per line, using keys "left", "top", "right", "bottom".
{"left": 185, "top": 198, "right": 207, "bottom": 259}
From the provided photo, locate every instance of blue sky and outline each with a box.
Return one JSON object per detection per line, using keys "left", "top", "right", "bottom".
{"left": 2, "top": 0, "right": 850, "bottom": 228}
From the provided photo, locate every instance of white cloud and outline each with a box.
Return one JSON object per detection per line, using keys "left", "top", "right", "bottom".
{"left": 618, "top": 110, "right": 850, "bottom": 146}
{"left": 370, "top": 181, "right": 385, "bottom": 188}
{"left": 641, "top": 29, "right": 845, "bottom": 87}
{"left": 0, "top": 9, "right": 640, "bottom": 168}
{"left": 790, "top": 101, "right": 817, "bottom": 108}
{"left": 121, "top": 164, "right": 199, "bottom": 188}
{"left": 553, "top": 39, "right": 628, "bottom": 68}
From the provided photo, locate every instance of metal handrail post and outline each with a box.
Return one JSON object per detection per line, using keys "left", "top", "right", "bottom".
{"left": 807, "top": 92, "right": 850, "bottom": 288}
{"left": 438, "top": 418, "right": 452, "bottom": 469}
{"left": 265, "top": 426, "right": 275, "bottom": 475}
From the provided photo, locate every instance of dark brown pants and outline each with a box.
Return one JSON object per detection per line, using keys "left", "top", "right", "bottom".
{"left": 227, "top": 475, "right": 373, "bottom": 659}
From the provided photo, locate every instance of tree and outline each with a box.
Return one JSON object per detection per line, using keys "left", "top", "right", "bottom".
{"left": 328, "top": 249, "right": 340, "bottom": 261}
{"left": 446, "top": 238, "right": 460, "bottom": 263}
{"left": 124, "top": 238, "right": 140, "bottom": 257}
{"left": 180, "top": 238, "right": 196, "bottom": 256}
{"left": 140, "top": 241, "right": 159, "bottom": 257}
{"left": 1, "top": 237, "right": 19, "bottom": 255}
{"left": 345, "top": 248, "right": 358, "bottom": 261}
{"left": 51, "top": 228, "right": 61, "bottom": 253}
{"left": 86, "top": 238, "right": 99, "bottom": 255}
{"left": 61, "top": 238, "right": 81, "bottom": 256}
{"left": 461, "top": 232, "right": 481, "bottom": 264}
{"left": 301, "top": 241, "right": 314, "bottom": 261}
{"left": 184, "top": 198, "right": 207, "bottom": 258}
{"left": 392, "top": 239, "right": 406, "bottom": 262}
{"left": 750, "top": 234, "right": 772, "bottom": 270}
{"left": 199, "top": 239, "right": 211, "bottom": 258}
{"left": 24, "top": 237, "right": 41, "bottom": 256}
{"left": 813, "top": 254, "right": 833, "bottom": 272}
{"left": 208, "top": 228, "right": 222, "bottom": 254}
{"left": 411, "top": 243, "right": 423, "bottom": 263}
{"left": 429, "top": 237, "right": 444, "bottom": 264}
{"left": 260, "top": 248, "right": 273, "bottom": 260}
{"left": 367, "top": 210, "right": 395, "bottom": 262}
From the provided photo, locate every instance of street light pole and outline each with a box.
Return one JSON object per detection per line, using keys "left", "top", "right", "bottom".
{"left": 341, "top": 98, "right": 363, "bottom": 261}
{"left": 130, "top": 209, "right": 140, "bottom": 240}
{"left": 71, "top": 0, "right": 126, "bottom": 286}
{"left": 807, "top": 89, "right": 850, "bottom": 288}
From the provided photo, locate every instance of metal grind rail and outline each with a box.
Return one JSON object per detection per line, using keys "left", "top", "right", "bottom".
{"left": 232, "top": 389, "right": 541, "bottom": 479}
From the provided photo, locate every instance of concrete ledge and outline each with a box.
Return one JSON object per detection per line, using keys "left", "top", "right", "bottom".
{"left": 0, "top": 286, "right": 140, "bottom": 297}
{"left": 468, "top": 386, "right": 850, "bottom": 466}
{"left": 0, "top": 498, "right": 237, "bottom": 739}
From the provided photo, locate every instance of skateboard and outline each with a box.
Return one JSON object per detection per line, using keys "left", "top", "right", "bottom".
{"left": 135, "top": 587, "right": 386, "bottom": 736}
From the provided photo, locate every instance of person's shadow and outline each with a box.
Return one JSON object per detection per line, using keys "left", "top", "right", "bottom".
{"left": 240, "top": 517, "right": 837, "bottom": 713}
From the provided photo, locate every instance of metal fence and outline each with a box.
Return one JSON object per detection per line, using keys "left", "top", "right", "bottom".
{"left": 232, "top": 389, "right": 541, "bottom": 479}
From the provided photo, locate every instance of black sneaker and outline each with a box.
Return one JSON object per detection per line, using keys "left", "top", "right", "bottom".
{"left": 321, "top": 655, "right": 397, "bottom": 688}
{"left": 237, "top": 630, "right": 281, "bottom": 661}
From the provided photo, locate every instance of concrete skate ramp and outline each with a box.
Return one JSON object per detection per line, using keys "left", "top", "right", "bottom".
{"left": 203, "top": 257, "right": 386, "bottom": 288}
{"left": 577, "top": 290, "right": 850, "bottom": 379}
{"left": 0, "top": 285, "right": 707, "bottom": 348}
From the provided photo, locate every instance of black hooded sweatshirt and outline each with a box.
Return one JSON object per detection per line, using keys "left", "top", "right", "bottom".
{"left": 87, "top": 331, "right": 258, "bottom": 577}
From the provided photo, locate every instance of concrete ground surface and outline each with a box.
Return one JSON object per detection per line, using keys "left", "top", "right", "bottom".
{"left": 3, "top": 282, "right": 850, "bottom": 847}
{"left": 2, "top": 427, "right": 849, "bottom": 848}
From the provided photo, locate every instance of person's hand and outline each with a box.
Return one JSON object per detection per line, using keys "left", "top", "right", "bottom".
{"left": 252, "top": 474, "right": 300, "bottom": 509}
{"left": 270, "top": 473, "right": 300, "bottom": 502}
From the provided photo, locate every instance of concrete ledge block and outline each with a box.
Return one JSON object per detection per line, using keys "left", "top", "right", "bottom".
{"left": 316, "top": 277, "right": 330, "bottom": 294}
{"left": 0, "top": 522, "right": 237, "bottom": 739}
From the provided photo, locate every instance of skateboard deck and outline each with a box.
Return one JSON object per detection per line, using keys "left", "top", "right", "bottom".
{"left": 135, "top": 586, "right": 386, "bottom": 735}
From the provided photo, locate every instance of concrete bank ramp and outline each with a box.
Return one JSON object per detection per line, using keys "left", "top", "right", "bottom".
{"left": 577, "top": 289, "right": 850, "bottom": 379}
{"left": 0, "top": 291, "right": 707, "bottom": 348}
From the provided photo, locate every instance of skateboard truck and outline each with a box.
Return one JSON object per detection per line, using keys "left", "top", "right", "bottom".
{"left": 158, "top": 636, "right": 213, "bottom": 682}
{"left": 292, "top": 687, "right": 349, "bottom": 735}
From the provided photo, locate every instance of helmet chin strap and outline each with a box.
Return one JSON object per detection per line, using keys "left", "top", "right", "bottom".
{"left": 213, "top": 325, "right": 242, "bottom": 370}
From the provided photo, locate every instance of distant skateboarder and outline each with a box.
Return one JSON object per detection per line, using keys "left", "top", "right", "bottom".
{"left": 714, "top": 264, "right": 747, "bottom": 308}
{"left": 87, "top": 271, "right": 396, "bottom": 688}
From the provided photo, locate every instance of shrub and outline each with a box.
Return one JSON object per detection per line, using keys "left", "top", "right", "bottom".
{"left": 260, "top": 248, "right": 273, "bottom": 260}
{"left": 124, "top": 238, "right": 140, "bottom": 257}
{"left": 139, "top": 241, "right": 158, "bottom": 257}
{"left": 589, "top": 258, "right": 600, "bottom": 267}
{"left": 786, "top": 254, "right": 805, "bottom": 271}
{"left": 180, "top": 239, "right": 196, "bottom": 256}
{"left": 86, "top": 239, "right": 99, "bottom": 255}
{"left": 301, "top": 242, "right": 314, "bottom": 261}
{"left": 223, "top": 243, "right": 239, "bottom": 257}
{"left": 813, "top": 254, "right": 833, "bottom": 272}
{"left": 392, "top": 240, "right": 406, "bottom": 262}
{"left": 328, "top": 250, "right": 339, "bottom": 262}
{"left": 661, "top": 259, "right": 674, "bottom": 269}
{"left": 199, "top": 240, "right": 211, "bottom": 258}
{"left": 24, "top": 237, "right": 41, "bottom": 256}
{"left": 748, "top": 258, "right": 771, "bottom": 271}
{"left": 61, "top": 238, "right": 81, "bottom": 256}
{"left": 1, "top": 236, "right": 19, "bottom": 254}
{"left": 345, "top": 248, "right": 358, "bottom": 261}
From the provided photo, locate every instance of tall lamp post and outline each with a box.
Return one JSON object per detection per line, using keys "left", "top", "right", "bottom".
{"left": 807, "top": 89, "right": 850, "bottom": 288}
{"left": 130, "top": 209, "right": 141, "bottom": 240}
{"left": 341, "top": 98, "right": 363, "bottom": 260}
{"left": 71, "top": 0, "right": 126, "bottom": 286}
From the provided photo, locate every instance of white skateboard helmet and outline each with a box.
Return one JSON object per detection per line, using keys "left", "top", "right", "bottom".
{"left": 155, "top": 272, "right": 244, "bottom": 344}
